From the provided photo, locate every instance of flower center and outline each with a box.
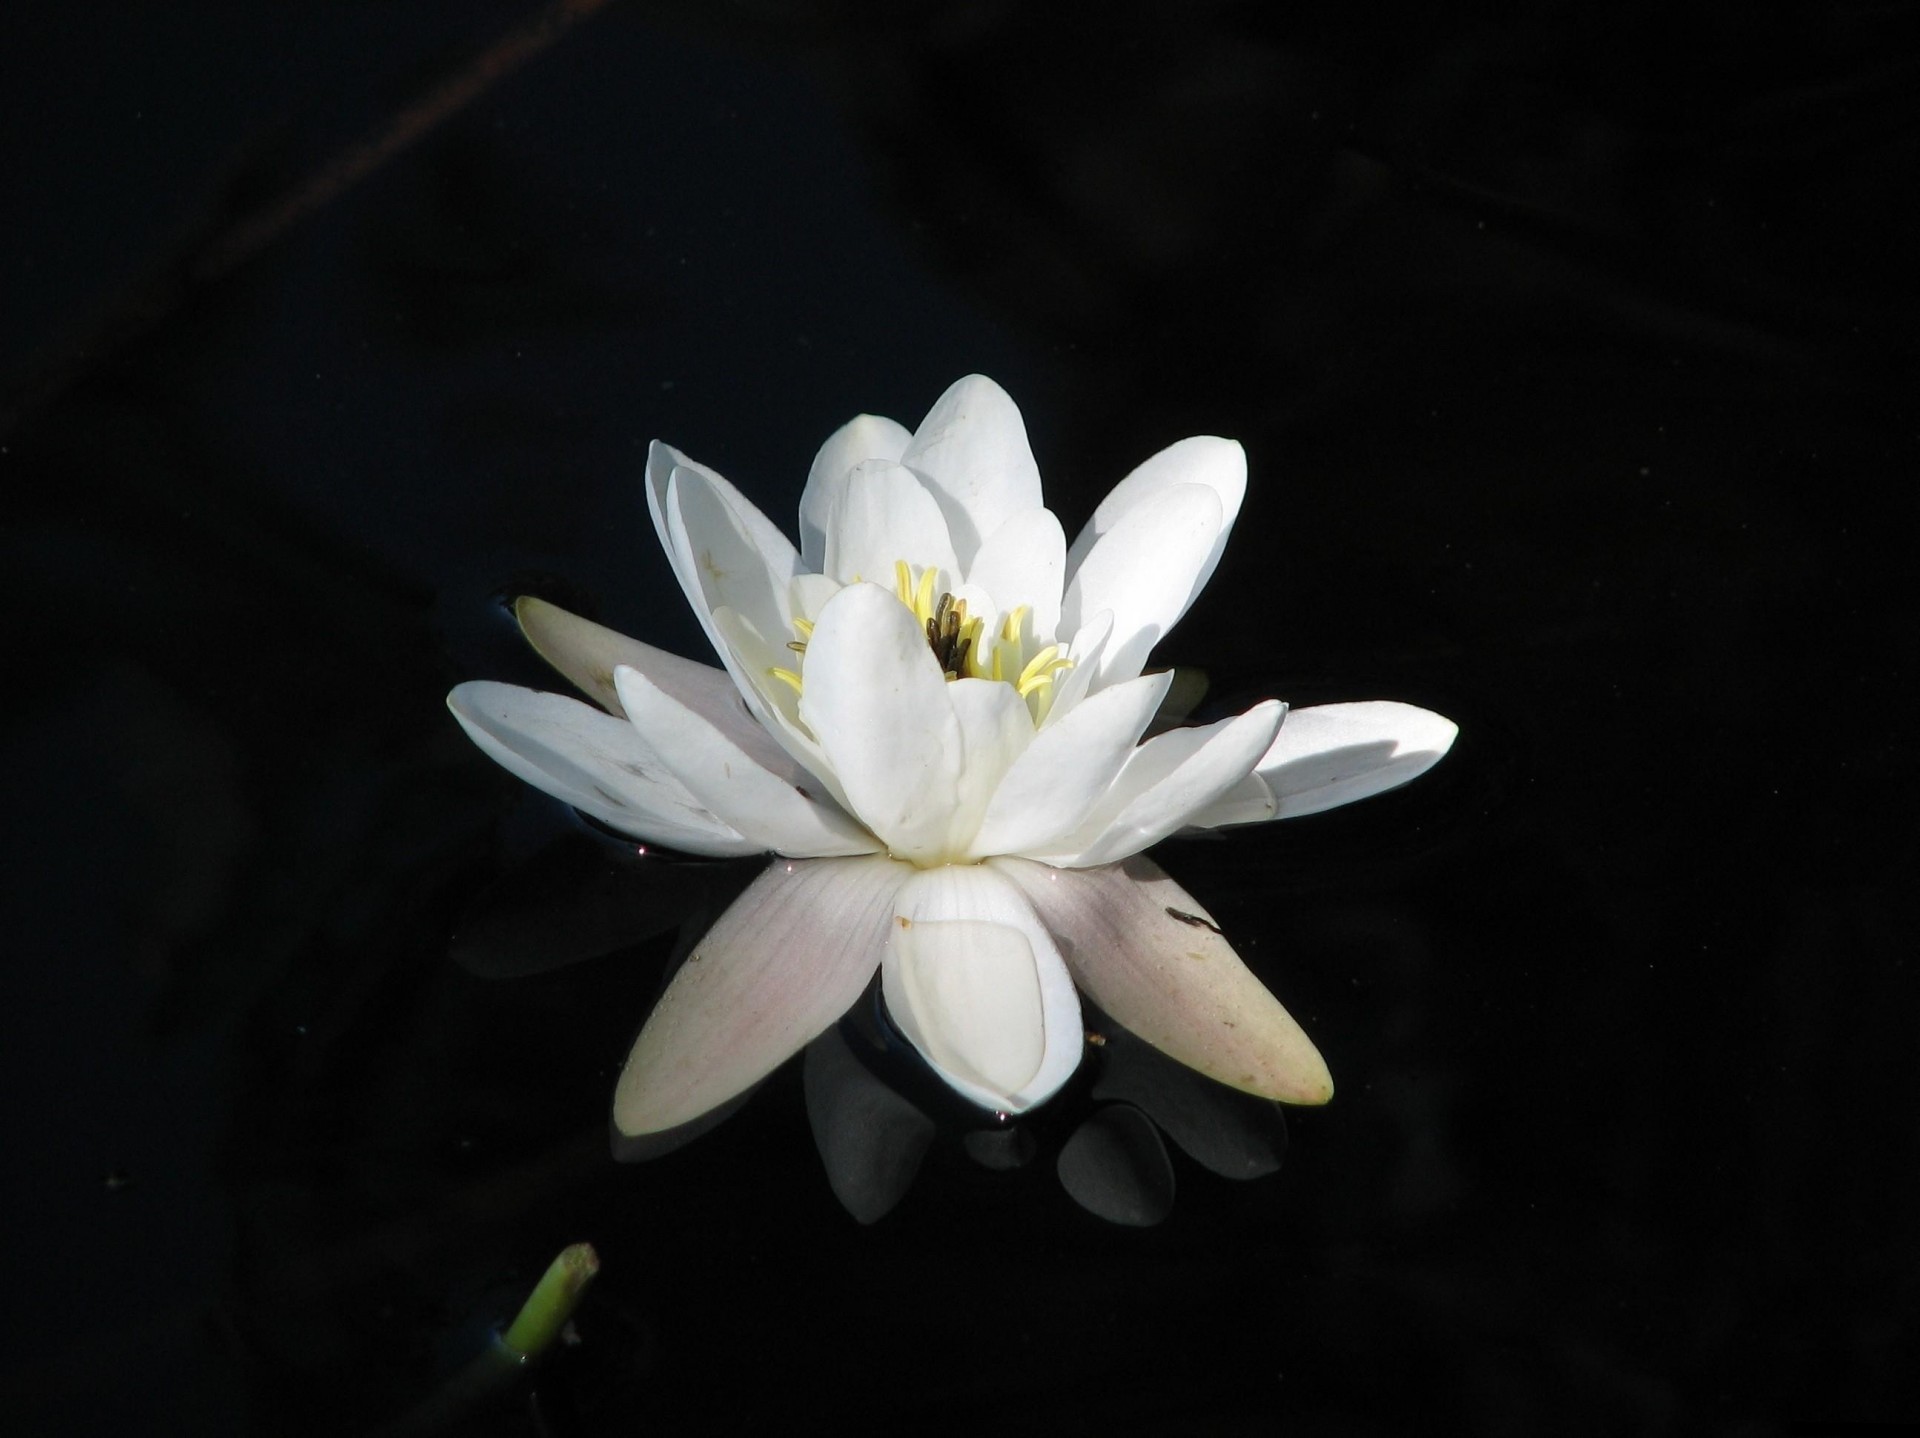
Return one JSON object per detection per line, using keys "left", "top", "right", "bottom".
{"left": 768, "top": 561, "right": 1072, "bottom": 721}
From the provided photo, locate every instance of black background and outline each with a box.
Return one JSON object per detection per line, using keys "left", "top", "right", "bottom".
{"left": 4, "top": 1, "right": 1915, "bottom": 1433}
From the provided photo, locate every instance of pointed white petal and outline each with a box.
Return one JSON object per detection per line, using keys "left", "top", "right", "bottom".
{"left": 613, "top": 667, "right": 879, "bottom": 858}
{"left": 1179, "top": 770, "right": 1277, "bottom": 829}
{"left": 899, "top": 375, "right": 1044, "bottom": 569}
{"left": 1066, "top": 435, "right": 1246, "bottom": 582}
{"left": 447, "top": 681, "right": 759, "bottom": 856}
{"left": 963, "top": 507, "right": 1067, "bottom": 640}
{"left": 659, "top": 478, "right": 836, "bottom": 793}
{"left": 1029, "top": 700, "right": 1285, "bottom": 868}
{"left": 880, "top": 863, "right": 1083, "bottom": 1113}
{"left": 514, "top": 596, "right": 790, "bottom": 769}
{"left": 1038, "top": 608, "right": 1112, "bottom": 725}
{"left": 1242, "top": 700, "right": 1459, "bottom": 820}
{"left": 645, "top": 442, "right": 799, "bottom": 634}
{"left": 663, "top": 464, "right": 799, "bottom": 654}
{"left": 824, "top": 460, "right": 960, "bottom": 588}
{"left": 968, "top": 670, "right": 1172, "bottom": 858}
{"left": 943, "top": 676, "right": 1035, "bottom": 856}
{"left": 613, "top": 855, "right": 912, "bottom": 1134}
{"left": 799, "top": 413, "right": 912, "bottom": 572}
{"left": 798, "top": 582, "right": 961, "bottom": 864}
{"left": 993, "top": 856, "right": 1332, "bottom": 1104}
{"left": 1059, "top": 482, "right": 1225, "bottom": 688}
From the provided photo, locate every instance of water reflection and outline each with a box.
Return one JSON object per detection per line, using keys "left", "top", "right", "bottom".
{"left": 455, "top": 829, "right": 1290, "bottom": 1221}
{"left": 457, "top": 831, "right": 1297, "bottom": 1227}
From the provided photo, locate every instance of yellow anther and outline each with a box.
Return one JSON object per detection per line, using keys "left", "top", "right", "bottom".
{"left": 1000, "top": 606, "right": 1028, "bottom": 645}
{"left": 792, "top": 616, "right": 814, "bottom": 639}
{"left": 768, "top": 666, "right": 804, "bottom": 695}
{"left": 893, "top": 560, "right": 913, "bottom": 607}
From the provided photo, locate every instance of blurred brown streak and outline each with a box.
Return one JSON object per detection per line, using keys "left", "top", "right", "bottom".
{"left": 0, "top": 0, "right": 613, "bottom": 437}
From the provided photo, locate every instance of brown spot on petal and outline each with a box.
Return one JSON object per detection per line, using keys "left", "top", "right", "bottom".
{"left": 1166, "top": 906, "right": 1223, "bottom": 935}
{"left": 896, "top": 916, "right": 911, "bottom": 929}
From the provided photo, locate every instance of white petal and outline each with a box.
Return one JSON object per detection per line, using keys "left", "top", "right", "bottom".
{"left": 1179, "top": 770, "right": 1277, "bottom": 829}
{"left": 824, "top": 460, "right": 960, "bottom": 589}
{"left": 1059, "top": 482, "right": 1225, "bottom": 688}
{"left": 798, "top": 582, "right": 960, "bottom": 864}
{"left": 993, "top": 856, "right": 1332, "bottom": 1104}
{"left": 662, "top": 463, "right": 798, "bottom": 654}
{"left": 963, "top": 507, "right": 1067, "bottom": 640}
{"left": 613, "top": 667, "right": 880, "bottom": 858}
{"left": 613, "top": 855, "right": 912, "bottom": 1134}
{"left": 1038, "top": 608, "right": 1112, "bottom": 725}
{"left": 899, "top": 375, "right": 1044, "bottom": 569}
{"left": 789, "top": 571, "right": 842, "bottom": 623}
{"left": 968, "top": 670, "right": 1172, "bottom": 858}
{"left": 880, "top": 863, "right": 1083, "bottom": 1113}
{"left": 1066, "top": 435, "right": 1246, "bottom": 584}
{"left": 645, "top": 442, "right": 799, "bottom": 639}
{"left": 1241, "top": 700, "right": 1459, "bottom": 820}
{"left": 799, "top": 413, "right": 912, "bottom": 572}
{"left": 944, "top": 676, "right": 1035, "bottom": 856}
{"left": 1029, "top": 700, "right": 1285, "bottom": 867}
{"left": 514, "top": 596, "right": 790, "bottom": 772}
{"left": 659, "top": 478, "right": 836, "bottom": 792}
{"left": 447, "top": 681, "right": 759, "bottom": 856}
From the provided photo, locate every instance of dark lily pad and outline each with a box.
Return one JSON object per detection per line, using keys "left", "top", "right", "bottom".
{"left": 803, "top": 1027, "right": 935, "bottom": 1224}
{"left": 1055, "top": 1104, "right": 1175, "bottom": 1227}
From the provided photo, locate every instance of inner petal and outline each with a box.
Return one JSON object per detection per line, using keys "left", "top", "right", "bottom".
{"left": 887, "top": 917, "right": 1045, "bottom": 1096}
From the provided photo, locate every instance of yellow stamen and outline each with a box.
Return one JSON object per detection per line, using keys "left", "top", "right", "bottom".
{"left": 768, "top": 666, "right": 804, "bottom": 694}
{"left": 894, "top": 560, "right": 913, "bottom": 608}
{"left": 1015, "top": 644, "right": 1063, "bottom": 694}
{"left": 792, "top": 616, "right": 814, "bottom": 639}
{"left": 914, "top": 565, "right": 939, "bottom": 626}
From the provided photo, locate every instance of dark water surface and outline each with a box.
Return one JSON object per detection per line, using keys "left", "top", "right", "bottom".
{"left": 5, "top": 3, "right": 1915, "bottom": 1432}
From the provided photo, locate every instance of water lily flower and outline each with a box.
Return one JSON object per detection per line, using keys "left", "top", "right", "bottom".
{"left": 448, "top": 376, "right": 1455, "bottom": 1143}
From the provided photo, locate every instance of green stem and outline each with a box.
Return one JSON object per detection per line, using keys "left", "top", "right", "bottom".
{"left": 500, "top": 1241, "right": 600, "bottom": 1360}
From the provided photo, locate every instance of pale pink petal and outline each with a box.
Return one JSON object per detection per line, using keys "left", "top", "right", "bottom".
{"left": 993, "top": 855, "right": 1332, "bottom": 1104}
{"left": 612, "top": 855, "right": 912, "bottom": 1135}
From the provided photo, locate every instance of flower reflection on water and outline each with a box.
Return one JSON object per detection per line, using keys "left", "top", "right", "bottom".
{"left": 448, "top": 375, "right": 1455, "bottom": 1214}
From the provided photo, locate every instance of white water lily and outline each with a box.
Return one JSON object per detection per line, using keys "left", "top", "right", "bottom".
{"left": 448, "top": 376, "right": 1456, "bottom": 1137}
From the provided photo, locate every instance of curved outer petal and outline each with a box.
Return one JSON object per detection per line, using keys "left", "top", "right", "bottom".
{"left": 1058, "top": 482, "right": 1225, "bottom": 690}
{"left": 898, "top": 375, "right": 1044, "bottom": 570}
{"left": 658, "top": 461, "right": 799, "bottom": 660}
{"left": 659, "top": 472, "right": 837, "bottom": 791}
{"left": 993, "top": 855, "right": 1332, "bottom": 1105}
{"left": 880, "top": 862, "right": 1083, "bottom": 1114}
{"left": 1189, "top": 700, "right": 1459, "bottom": 825}
{"left": 798, "top": 582, "right": 961, "bottom": 864}
{"left": 447, "top": 681, "right": 759, "bottom": 856}
{"left": 963, "top": 507, "right": 1067, "bottom": 642}
{"left": 1028, "top": 700, "right": 1285, "bottom": 868}
{"left": 613, "top": 667, "right": 880, "bottom": 858}
{"left": 824, "top": 460, "right": 960, "bottom": 588}
{"left": 645, "top": 442, "right": 800, "bottom": 632}
{"left": 799, "top": 413, "right": 912, "bottom": 572}
{"left": 513, "top": 596, "right": 796, "bottom": 779}
{"left": 1066, "top": 435, "right": 1246, "bottom": 585}
{"left": 613, "top": 855, "right": 912, "bottom": 1135}
{"left": 967, "top": 670, "right": 1172, "bottom": 858}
